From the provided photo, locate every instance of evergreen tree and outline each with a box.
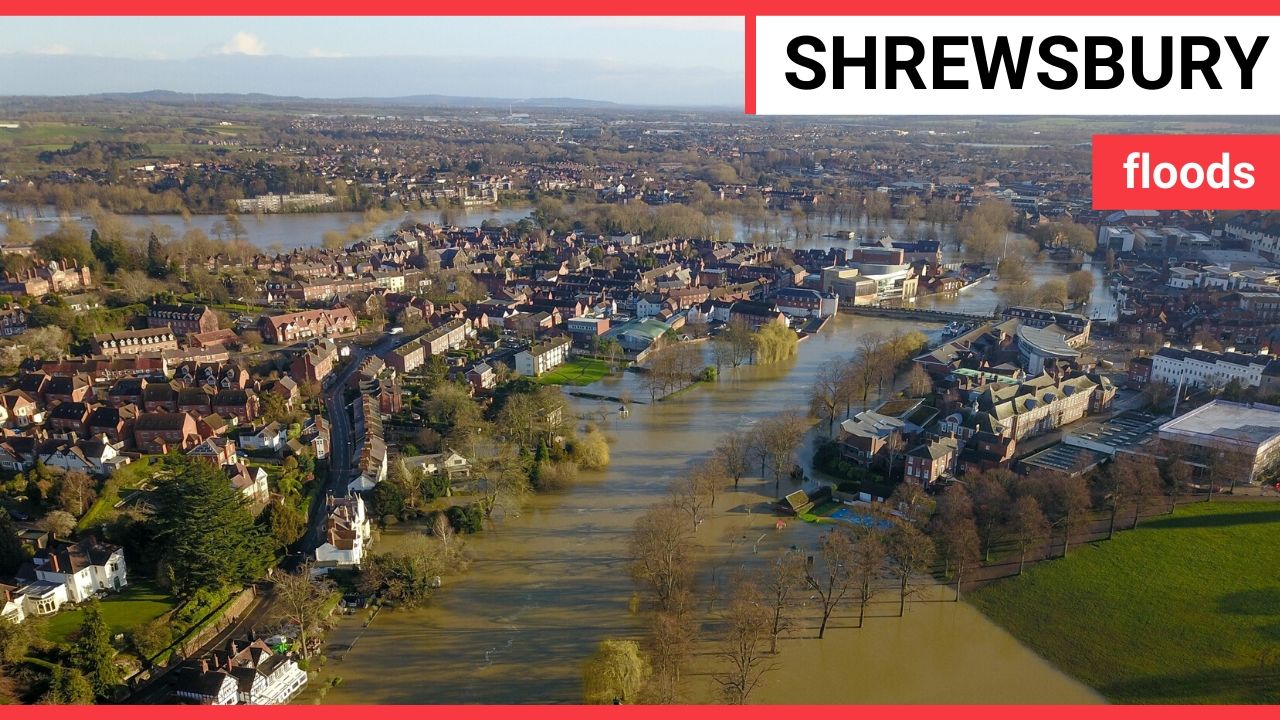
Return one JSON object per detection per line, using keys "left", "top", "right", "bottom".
{"left": 0, "top": 514, "right": 25, "bottom": 577}
{"left": 70, "top": 600, "right": 120, "bottom": 700}
{"left": 43, "top": 666, "right": 95, "bottom": 705}
{"left": 146, "top": 234, "right": 168, "bottom": 279}
{"left": 149, "top": 459, "right": 272, "bottom": 597}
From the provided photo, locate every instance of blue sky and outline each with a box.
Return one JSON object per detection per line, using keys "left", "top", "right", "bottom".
{"left": 0, "top": 17, "right": 745, "bottom": 105}
{"left": 1, "top": 16, "right": 741, "bottom": 69}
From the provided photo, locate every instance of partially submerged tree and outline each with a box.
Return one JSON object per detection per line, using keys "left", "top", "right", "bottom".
{"left": 630, "top": 505, "right": 696, "bottom": 615}
{"left": 582, "top": 639, "right": 651, "bottom": 705}
{"left": 806, "top": 529, "right": 857, "bottom": 639}
{"left": 715, "top": 575, "right": 774, "bottom": 704}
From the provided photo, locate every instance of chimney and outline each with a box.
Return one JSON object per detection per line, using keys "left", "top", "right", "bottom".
{"left": 50, "top": 553, "right": 61, "bottom": 573}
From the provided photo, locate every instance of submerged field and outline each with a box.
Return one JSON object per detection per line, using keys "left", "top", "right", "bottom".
{"left": 969, "top": 501, "right": 1280, "bottom": 704}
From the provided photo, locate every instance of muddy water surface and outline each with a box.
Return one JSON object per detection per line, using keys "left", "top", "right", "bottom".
{"left": 318, "top": 314, "right": 1100, "bottom": 704}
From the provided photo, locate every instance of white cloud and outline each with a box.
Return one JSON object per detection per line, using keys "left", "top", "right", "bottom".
{"left": 306, "top": 48, "right": 348, "bottom": 58}
{"left": 220, "top": 32, "right": 266, "bottom": 56}
{"left": 36, "top": 44, "right": 72, "bottom": 55}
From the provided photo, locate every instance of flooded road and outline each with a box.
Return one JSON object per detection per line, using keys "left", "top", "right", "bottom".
{"left": 317, "top": 314, "right": 1101, "bottom": 704}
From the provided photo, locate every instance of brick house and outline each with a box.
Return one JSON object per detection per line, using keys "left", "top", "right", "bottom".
{"left": 904, "top": 436, "right": 959, "bottom": 485}
{"left": 92, "top": 327, "right": 179, "bottom": 358}
{"left": 259, "top": 306, "right": 357, "bottom": 345}
{"left": 134, "top": 412, "right": 200, "bottom": 454}
{"left": 87, "top": 404, "right": 138, "bottom": 445}
{"left": 107, "top": 377, "right": 148, "bottom": 408}
{"left": 148, "top": 303, "right": 219, "bottom": 335}
{"left": 43, "top": 375, "right": 92, "bottom": 405}
{"left": 177, "top": 386, "right": 214, "bottom": 416}
{"left": 212, "top": 389, "right": 260, "bottom": 423}
{"left": 47, "top": 401, "right": 94, "bottom": 436}
{"left": 142, "top": 382, "right": 178, "bottom": 412}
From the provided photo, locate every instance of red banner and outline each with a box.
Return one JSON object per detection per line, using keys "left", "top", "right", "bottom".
{"left": 1093, "top": 134, "right": 1280, "bottom": 210}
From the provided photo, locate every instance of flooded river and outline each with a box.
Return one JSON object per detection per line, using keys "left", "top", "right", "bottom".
{"left": 316, "top": 313, "right": 1101, "bottom": 704}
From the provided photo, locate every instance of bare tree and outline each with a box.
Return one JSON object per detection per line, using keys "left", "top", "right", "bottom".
{"left": 886, "top": 522, "right": 935, "bottom": 616}
{"left": 930, "top": 484, "right": 981, "bottom": 599}
{"left": 763, "top": 550, "right": 807, "bottom": 653}
{"left": 715, "top": 432, "right": 754, "bottom": 490}
{"left": 630, "top": 505, "right": 696, "bottom": 615}
{"left": 757, "top": 409, "right": 810, "bottom": 494}
{"left": 849, "top": 528, "right": 888, "bottom": 628}
{"left": 473, "top": 445, "right": 531, "bottom": 524}
{"left": 1007, "top": 495, "right": 1050, "bottom": 576}
{"left": 715, "top": 575, "right": 774, "bottom": 704}
{"left": 56, "top": 472, "right": 97, "bottom": 517}
{"left": 272, "top": 566, "right": 333, "bottom": 660}
{"left": 806, "top": 530, "right": 857, "bottom": 639}
{"left": 643, "top": 610, "right": 696, "bottom": 704}
{"left": 889, "top": 481, "right": 935, "bottom": 526}
{"left": 1050, "top": 474, "right": 1092, "bottom": 558}
{"left": 969, "top": 470, "right": 1012, "bottom": 561}
{"left": 809, "top": 359, "right": 844, "bottom": 436}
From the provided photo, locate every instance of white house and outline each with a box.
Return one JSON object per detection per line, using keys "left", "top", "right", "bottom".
{"left": 402, "top": 450, "right": 471, "bottom": 479}
{"left": 515, "top": 336, "right": 572, "bottom": 376}
{"left": 6, "top": 539, "right": 129, "bottom": 621}
{"left": 635, "top": 294, "right": 665, "bottom": 319}
{"left": 2, "top": 583, "right": 26, "bottom": 624}
{"left": 172, "top": 639, "right": 308, "bottom": 705}
{"left": 238, "top": 422, "right": 288, "bottom": 452}
{"left": 227, "top": 463, "right": 270, "bottom": 505}
{"left": 314, "top": 494, "right": 372, "bottom": 569}
{"left": 39, "top": 437, "right": 127, "bottom": 476}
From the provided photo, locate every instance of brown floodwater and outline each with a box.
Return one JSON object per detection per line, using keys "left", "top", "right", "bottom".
{"left": 315, "top": 314, "right": 1101, "bottom": 704}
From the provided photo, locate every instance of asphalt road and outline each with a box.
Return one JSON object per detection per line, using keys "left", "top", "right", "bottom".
{"left": 300, "top": 333, "right": 404, "bottom": 557}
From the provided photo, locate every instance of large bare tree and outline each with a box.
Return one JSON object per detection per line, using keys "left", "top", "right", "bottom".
{"left": 715, "top": 576, "right": 774, "bottom": 704}
{"left": 806, "top": 530, "right": 857, "bottom": 639}
{"left": 630, "top": 505, "right": 696, "bottom": 615}
{"left": 272, "top": 566, "right": 334, "bottom": 659}
{"left": 886, "top": 522, "right": 935, "bottom": 616}
{"left": 764, "top": 550, "right": 808, "bottom": 653}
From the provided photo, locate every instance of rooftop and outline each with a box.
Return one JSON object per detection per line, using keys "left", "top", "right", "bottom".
{"left": 1159, "top": 401, "right": 1280, "bottom": 448}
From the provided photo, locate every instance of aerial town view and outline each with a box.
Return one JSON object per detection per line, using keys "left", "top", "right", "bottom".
{"left": 2, "top": 15, "right": 1280, "bottom": 707}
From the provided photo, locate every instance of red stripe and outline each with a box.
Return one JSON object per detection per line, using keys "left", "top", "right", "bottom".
{"left": 12, "top": 706, "right": 1280, "bottom": 718}
{"left": 2, "top": 1, "right": 1279, "bottom": 14}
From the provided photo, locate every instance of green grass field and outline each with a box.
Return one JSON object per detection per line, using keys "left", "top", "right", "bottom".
{"left": 43, "top": 581, "right": 178, "bottom": 645}
{"left": 969, "top": 502, "right": 1280, "bottom": 704}
{"left": 536, "top": 358, "right": 611, "bottom": 386}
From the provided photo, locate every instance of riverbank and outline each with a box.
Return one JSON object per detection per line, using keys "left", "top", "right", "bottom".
{"left": 301, "top": 314, "right": 1101, "bottom": 704}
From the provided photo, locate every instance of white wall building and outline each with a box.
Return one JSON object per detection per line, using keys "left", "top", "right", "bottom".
{"left": 1150, "top": 346, "right": 1270, "bottom": 390}
{"left": 515, "top": 336, "right": 572, "bottom": 376}
{"left": 314, "top": 494, "right": 372, "bottom": 569}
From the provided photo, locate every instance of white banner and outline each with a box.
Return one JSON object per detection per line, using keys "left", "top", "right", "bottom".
{"left": 754, "top": 16, "right": 1278, "bottom": 115}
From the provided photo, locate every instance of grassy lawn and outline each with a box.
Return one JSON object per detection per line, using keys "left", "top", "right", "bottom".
{"left": 969, "top": 502, "right": 1280, "bottom": 704}
{"left": 43, "top": 581, "right": 178, "bottom": 645}
{"left": 78, "top": 457, "right": 159, "bottom": 531}
{"left": 536, "top": 358, "right": 612, "bottom": 386}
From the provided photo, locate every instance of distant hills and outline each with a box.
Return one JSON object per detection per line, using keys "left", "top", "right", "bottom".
{"left": 0, "top": 53, "right": 741, "bottom": 109}
{"left": 84, "top": 89, "right": 624, "bottom": 110}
